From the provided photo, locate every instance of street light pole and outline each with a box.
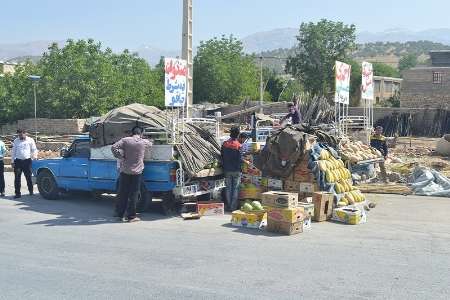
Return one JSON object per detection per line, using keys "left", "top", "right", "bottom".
{"left": 259, "top": 56, "right": 263, "bottom": 113}
{"left": 278, "top": 78, "right": 295, "bottom": 102}
{"left": 28, "top": 75, "right": 40, "bottom": 141}
{"left": 33, "top": 82, "right": 37, "bottom": 140}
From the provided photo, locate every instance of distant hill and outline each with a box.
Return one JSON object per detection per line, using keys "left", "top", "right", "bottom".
{"left": 0, "top": 40, "right": 63, "bottom": 61}
{"left": 0, "top": 40, "right": 179, "bottom": 66}
{"left": 256, "top": 40, "right": 450, "bottom": 73}
{"left": 6, "top": 56, "right": 42, "bottom": 64}
{"left": 242, "top": 27, "right": 450, "bottom": 54}
{"left": 241, "top": 28, "right": 298, "bottom": 54}
{"left": 357, "top": 28, "right": 450, "bottom": 45}
{"left": 3, "top": 28, "right": 450, "bottom": 68}
{"left": 134, "top": 45, "right": 179, "bottom": 65}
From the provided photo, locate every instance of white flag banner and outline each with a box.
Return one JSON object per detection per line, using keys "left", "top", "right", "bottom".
{"left": 334, "top": 61, "right": 351, "bottom": 105}
{"left": 164, "top": 58, "right": 187, "bottom": 107}
{"left": 361, "top": 61, "right": 374, "bottom": 101}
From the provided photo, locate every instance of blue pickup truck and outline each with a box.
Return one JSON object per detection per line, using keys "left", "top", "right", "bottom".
{"left": 31, "top": 136, "right": 225, "bottom": 213}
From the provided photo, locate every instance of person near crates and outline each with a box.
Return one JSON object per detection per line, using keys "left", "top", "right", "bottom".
{"left": 221, "top": 126, "right": 244, "bottom": 212}
{"left": 0, "top": 138, "right": 7, "bottom": 197}
{"left": 12, "top": 129, "right": 38, "bottom": 198}
{"left": 370, "top": 126, "right": 388, "bottom": 183}
{"left": 111, "top": 126, "right": 152, "bottom": 222}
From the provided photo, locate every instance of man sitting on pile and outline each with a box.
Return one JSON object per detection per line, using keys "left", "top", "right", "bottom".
{"left": 370, "top": 126, "right": 388, "bottom": 183}
{"left": 281, "top": 101, "right": 302, "bottom": 125}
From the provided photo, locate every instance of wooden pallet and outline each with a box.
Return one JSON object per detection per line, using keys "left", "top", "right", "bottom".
{"left": 357, "top": 183, "right": 412, "bottom": 195}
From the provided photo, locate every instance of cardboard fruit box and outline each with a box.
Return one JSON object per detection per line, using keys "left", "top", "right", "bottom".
{"left": 293, "top": 173, "right": 314, "bottom": 183}
{"left": 261, "top": 191, "right": 298, "bottom": 208}
{"left": 231, "top": 210, "right": 267, "bottom": 228}
{"left": 197, "top": 202, "right": 224, "bottom": 216}
{"left": 298, "top": 202, "right": 314, "bottom": 218}
{"left": 262, "top": 177, "right": 283, "bottom": 191}
{"left": 283, "top": 180, "right": 301, "bottom": 192}
{"left": 266, "top": 219, "right": 303, "bottom": 235}
{"left": 267, "top": 206, "right": 306, "bottom": 223}
{"left": 312, "top": 192, "right": 333, "bottom": 222}
{"left": 332, "top": 207, "right": 367, "bottom": 225}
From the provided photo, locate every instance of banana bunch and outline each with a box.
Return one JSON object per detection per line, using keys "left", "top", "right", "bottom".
{"left": 334, "top": 179, "right": 353, "bottom": 194}
{"left": 337, "top": 190, "right": 366, "bottom": 207}
{"left": 317, "top": 149, "right": 351, "bottom": 184}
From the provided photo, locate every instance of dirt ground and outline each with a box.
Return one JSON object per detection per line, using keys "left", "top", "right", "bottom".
{"left": 388, "top": 137, "right": 450, "bottom": 178}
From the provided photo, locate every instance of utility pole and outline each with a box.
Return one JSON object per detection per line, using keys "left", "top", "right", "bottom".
{"left": 259, "top": 56, "right": 263, "bottom": 113}
{"left": 182, "top": 0, "right": 193, "bottom": 118}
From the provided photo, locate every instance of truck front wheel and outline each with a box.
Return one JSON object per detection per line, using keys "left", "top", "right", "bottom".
{"left": 37, "top": 170, "right": 60, "bottom": 200}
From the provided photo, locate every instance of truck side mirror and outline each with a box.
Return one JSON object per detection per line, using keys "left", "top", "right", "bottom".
{"left": 60, "top": 148, "right": 70, "bottom": 158}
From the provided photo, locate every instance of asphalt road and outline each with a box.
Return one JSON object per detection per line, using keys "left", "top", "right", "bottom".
{"left": 1, "top": 172, "right": 449, "bottom": 300}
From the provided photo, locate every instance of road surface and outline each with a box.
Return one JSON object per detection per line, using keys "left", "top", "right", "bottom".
{"left": 0, "top": 173, "right": 449, "bottom": 299}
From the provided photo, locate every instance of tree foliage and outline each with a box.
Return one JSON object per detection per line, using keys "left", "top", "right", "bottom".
{"left": 0, "top": 39, "right": 163, "bottom": 124}
{"left": 372, "top": 62, "right": 400, "bottom": 78}
{"left": 193, "top": 35, "right": 259, "bottom": 104}
{"left": 286, "top": 19, "right": 356, "bottom": 96}
{"left": 398, "top": 53, "right": 418, "bottom": 72}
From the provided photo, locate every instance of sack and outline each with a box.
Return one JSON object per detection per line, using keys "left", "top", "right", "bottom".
{"left": 255, "top": 126, "right": 309, "bottom": 178}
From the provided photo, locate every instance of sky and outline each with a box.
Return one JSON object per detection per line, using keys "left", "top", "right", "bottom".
{"left": 2, "top": 0, "right": 450, "bottom": 51}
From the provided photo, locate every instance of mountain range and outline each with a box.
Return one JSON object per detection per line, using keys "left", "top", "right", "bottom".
{"left": 2, "top": 28, "right": 450, "bottom": 65}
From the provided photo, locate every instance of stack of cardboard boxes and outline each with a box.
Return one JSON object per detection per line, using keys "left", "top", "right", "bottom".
{"left": 240, "top": 153, "right": 284, "bottom": 206}
{"left": 261, "top": 191, "right": 307, "bottom": 235}
{"left": 283, "top": 155, "right": 319, "bottom": 199}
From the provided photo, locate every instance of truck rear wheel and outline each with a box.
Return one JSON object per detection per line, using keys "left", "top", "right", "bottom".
{"left": 161, "top": 192, "right": 177, "bottom": 216}
{"left": 136, "top": 184, "right": 150, "bottom": 213}
{"left": 37, "top": 170, "right": 60, "bottom": 200}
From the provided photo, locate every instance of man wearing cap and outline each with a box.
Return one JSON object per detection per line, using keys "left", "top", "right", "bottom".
{"left": 221, "top": 126, "right": 245, "bottom": 211}
{"left": 12, "top": 129, "right": 38, "bottom": 198}
{"left": 370, "top": 126, "right": 388, "bottom": 182}
{"left": 111, "top": 126, "right": 152, "bottom": 222}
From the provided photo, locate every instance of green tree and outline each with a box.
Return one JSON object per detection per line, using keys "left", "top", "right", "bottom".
{"left": 286, "top": 19, "right": 356, "bottom": 96}
{"left": 346, "top": 59, "right": 362, "bottom": 106}
{"left": 0, "top": 39, "right": 164, "bottom": 123}
{"left": 372, "top": 62, "right": 400, "bottom": 78}
{"left": 193, "top": 35, "right": 259, "bottom": 104}
{"left": 398, "top": 53, "right": 418, "bottom": 72}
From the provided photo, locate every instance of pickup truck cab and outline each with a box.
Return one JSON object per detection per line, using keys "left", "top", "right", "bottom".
{"left": 32, "top": 136, "right": 222, "bottom": 212}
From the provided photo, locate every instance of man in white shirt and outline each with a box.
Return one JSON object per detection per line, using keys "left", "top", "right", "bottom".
{"left": 0, "top": 138, "right": 7, "bottom": 197}
{"left": 12, "top": 129, "right": 38, "bottom": 198}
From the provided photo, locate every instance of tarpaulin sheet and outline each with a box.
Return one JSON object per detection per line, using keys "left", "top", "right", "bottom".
{"left": 409, "top": 166, "right": 450, "bottom": 197}
{"left": 89, "top": 103, "right": 221, "bottom": 178}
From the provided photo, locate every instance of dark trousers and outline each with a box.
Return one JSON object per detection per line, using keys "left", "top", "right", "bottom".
{"left": 14, "top": 159, "right": 33, "bottom": 196}
{"left": 116, "top": 173, "right": 142, "bottom": 219}
{"left": 0, "top": 161, "right": 5, "bottom": 193}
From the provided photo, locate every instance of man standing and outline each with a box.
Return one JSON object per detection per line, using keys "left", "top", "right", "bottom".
{"left": 12, "top": 129, "right": 38, "bottom": 198}
{"left": 111, "top": 126, "right": 152, "bottom": 222}
{"left": 0, "top": 138, "right": 7, "bottom": 197}
{"left": 370, "top": 126, "right": 388, "bottom": 183}
{"left": 221, "top": 126, "right": 243, "bottom": 211}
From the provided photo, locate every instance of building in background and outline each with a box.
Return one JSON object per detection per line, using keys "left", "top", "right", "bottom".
{"left": 0, "top": 61, "right": 17, "bottom": 76}
{"left": 373, "top": 76, "right": 402, "bottom": 105}
{"left": 401, "top": 50, "right": 450, "bottom": 108}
